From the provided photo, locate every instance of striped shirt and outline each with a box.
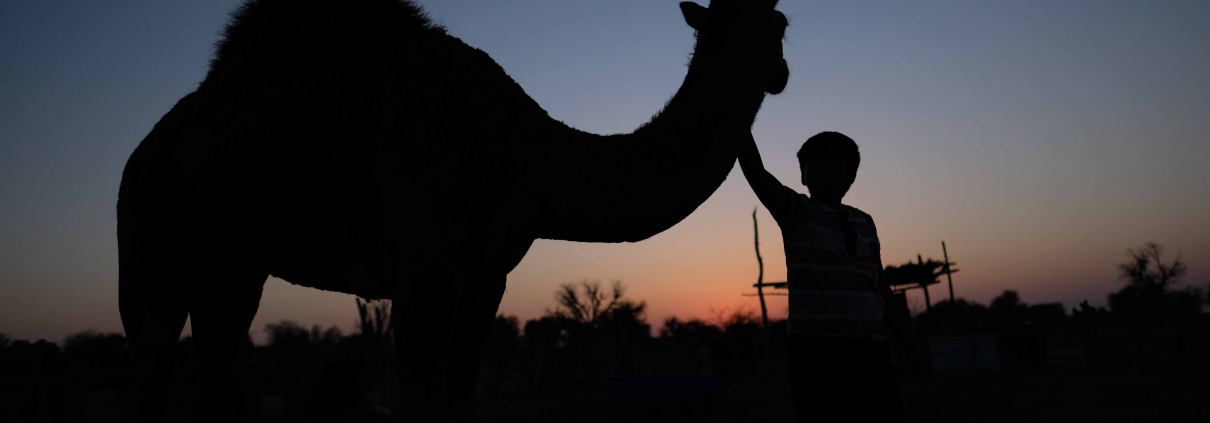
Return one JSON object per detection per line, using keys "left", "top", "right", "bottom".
{"left": 776, "top": 194, "right": 886, "bottom": 340}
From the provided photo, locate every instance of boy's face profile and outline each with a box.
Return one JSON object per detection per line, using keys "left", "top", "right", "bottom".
{"left": 800, "top": 147, "right": 855, "bottom": 203}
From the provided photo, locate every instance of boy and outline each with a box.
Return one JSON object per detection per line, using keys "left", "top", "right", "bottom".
{"left": 737, "top": 131, "right": 904, "bottom": 422}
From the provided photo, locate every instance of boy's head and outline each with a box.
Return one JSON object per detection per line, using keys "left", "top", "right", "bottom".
{"left": 796, "top": 131, "right": 860, "bottom": 203}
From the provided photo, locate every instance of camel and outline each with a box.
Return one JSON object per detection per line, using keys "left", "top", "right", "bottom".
{"left": 117, "top": 0, "right": 789, "bottom": 420}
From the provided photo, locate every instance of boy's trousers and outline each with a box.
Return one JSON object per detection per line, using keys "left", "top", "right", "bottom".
{"left": 788, "top": 334, "right": 905, "bottom": 422}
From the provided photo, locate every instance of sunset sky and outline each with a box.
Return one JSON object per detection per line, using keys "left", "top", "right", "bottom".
{"left": 1, "top": 1, "right": 1208, "bottom": 344}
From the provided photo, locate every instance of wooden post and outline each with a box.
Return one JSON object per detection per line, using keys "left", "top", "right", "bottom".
{"left": 918, "top": 254, "right": 932, "bottom": 312}
{"left": 754, "top": 208, "right": 769, "bottom": 328}
{"left": 922, "top": 285, "right": 932, "bottom": 313}
{"left": 943, "top": 241, "right": 955, "bottom": 302}
{"left": 753, "top": 208, "right": 772, "bottom": 371}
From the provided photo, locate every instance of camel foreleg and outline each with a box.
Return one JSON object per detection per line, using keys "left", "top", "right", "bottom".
{"left": 445, "top": 274, "right": 508, "bottom": 420}
{"left": 389, "top": 256, "right": 465, "bottom": 422}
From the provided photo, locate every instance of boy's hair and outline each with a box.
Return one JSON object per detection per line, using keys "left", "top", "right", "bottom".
{"left": 796, "top": 131, "right": 860, "bottom": 173}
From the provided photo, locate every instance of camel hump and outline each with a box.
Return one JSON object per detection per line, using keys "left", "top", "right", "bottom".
{"left": 206, "top": 0, "right": 444, "bottom": 82}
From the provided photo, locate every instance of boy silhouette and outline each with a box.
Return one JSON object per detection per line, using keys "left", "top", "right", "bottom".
{"left": 738, "top": 131, "right": 904, "bottom": 422}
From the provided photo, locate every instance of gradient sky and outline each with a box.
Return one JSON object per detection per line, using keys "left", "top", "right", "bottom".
{"left": 2, "top": 1, "right": 1208, "bottom": 344}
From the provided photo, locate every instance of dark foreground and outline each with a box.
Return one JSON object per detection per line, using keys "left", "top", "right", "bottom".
{"left": 7, "top": 357, "right": 1200, "bottom": 420}
{"left": 464, "top": 363, "right": 1210, "bottom": 423}
{"left": 5, "top": 312, "right": 1210, "bottom": 422}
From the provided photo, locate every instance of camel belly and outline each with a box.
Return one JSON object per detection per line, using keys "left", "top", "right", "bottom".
{"left": 266, "top": 241, "right": 391, "bottom": 300}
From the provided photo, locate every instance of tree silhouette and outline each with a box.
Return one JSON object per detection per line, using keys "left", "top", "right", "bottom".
{"left": 62, "top": 330, "right": 127, "bottom": 370}
{"left": 536, "top": 280, "right": 650, "bottom": 347}
{"left": 485, "top": 314, "right": 520, "bottom": 353}
{"left": 522, "top": 316, "right": 566, "bottom": 348}
{"left": 481, "top": 315, "right": 521, "bottom": 399}
{"left": 551, "top": 280, "right": 626, "bottom": 329}
{"left": 263, "top": 320, "right": 342, "bottom": 355}
{"left": 0, "top": 338, "right": 61, "bottom": 371}
{"left": 987, "top": 290, "right": 1028, "bottom": 331}
{"left": 659, "top": 318, "right": 723, "bottom": 344}
{"left": 708, "top": 305, "right": 762, "bottom": 340}
{"left": 264, "top": 321, "right": 312, "bottom": 349}
{"left": 1025, "top": 303, "right": 1069, "bottom": 328}
{"left": 980, "top": 291, "right": 1071, "bottom": 333}
{"left": 1118, "top": 242, "right": 1186, "bottom": 290}
{"left": 915, "top": 299, "right": 988, "bottom": 335}
{"left": 596, "top": 301, "right": 652, "bottom": 344}
{"left": 1108, "top": 242, "right": 1203, "bottom": 320}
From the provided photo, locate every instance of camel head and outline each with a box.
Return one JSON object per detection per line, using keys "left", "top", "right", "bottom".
{"left": 680, "top": 0, "right": 790, "bottom": 95}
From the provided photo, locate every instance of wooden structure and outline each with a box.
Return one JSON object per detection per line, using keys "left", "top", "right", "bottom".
{"left": 743, "top": 214, "right": 959, "bottom": 317}
{"left": 883, "top": 247, "right": 958, "bottom": 312}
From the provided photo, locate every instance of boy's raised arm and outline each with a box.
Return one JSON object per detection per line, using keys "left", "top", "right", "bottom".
{"left": 737, "top": 132, "right": 795, "bottom": 219}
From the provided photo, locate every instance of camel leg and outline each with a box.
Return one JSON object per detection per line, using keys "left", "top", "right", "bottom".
{"left": 389, "top": 256, "right": 470, "bottom": 422}
{"left": 446, "top": 274, "right": 508, "bottom": 421}
{"left": 188, "top": 261, "right": 267, "bottom": 422}
{"left": 119, "top": 236, "right": 189, "bottom": 422}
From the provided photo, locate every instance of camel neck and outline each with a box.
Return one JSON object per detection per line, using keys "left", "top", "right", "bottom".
{"left": 530, "top": 70, "right": 763, "bottom": 243}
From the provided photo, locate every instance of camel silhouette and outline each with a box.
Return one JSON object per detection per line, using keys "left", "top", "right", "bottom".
{"left": 117, "top": 0, "right": 789, "bottom": 420}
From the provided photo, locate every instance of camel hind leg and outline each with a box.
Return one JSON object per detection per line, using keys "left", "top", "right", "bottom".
{"left": 187, "top": 251, "right": 267, "bottom": 422}
{"left": 119, "top": 220, "right": 190, "bottom": 422}
{"left": 120, "top": 209, "right": 267, "bottom": 421}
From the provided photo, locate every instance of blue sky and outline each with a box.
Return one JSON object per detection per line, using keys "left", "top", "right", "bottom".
{"left": 1, "top": 1, "right": 1208, "bottom": 343}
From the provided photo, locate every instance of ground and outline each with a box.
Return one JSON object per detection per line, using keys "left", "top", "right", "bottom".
{"left": 459, "top": 362, "right": 1210, "bottom": 423}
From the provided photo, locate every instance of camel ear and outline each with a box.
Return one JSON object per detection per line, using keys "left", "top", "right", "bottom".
{"left": 680, "top": 2, "right": 708, "bottom": 30}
